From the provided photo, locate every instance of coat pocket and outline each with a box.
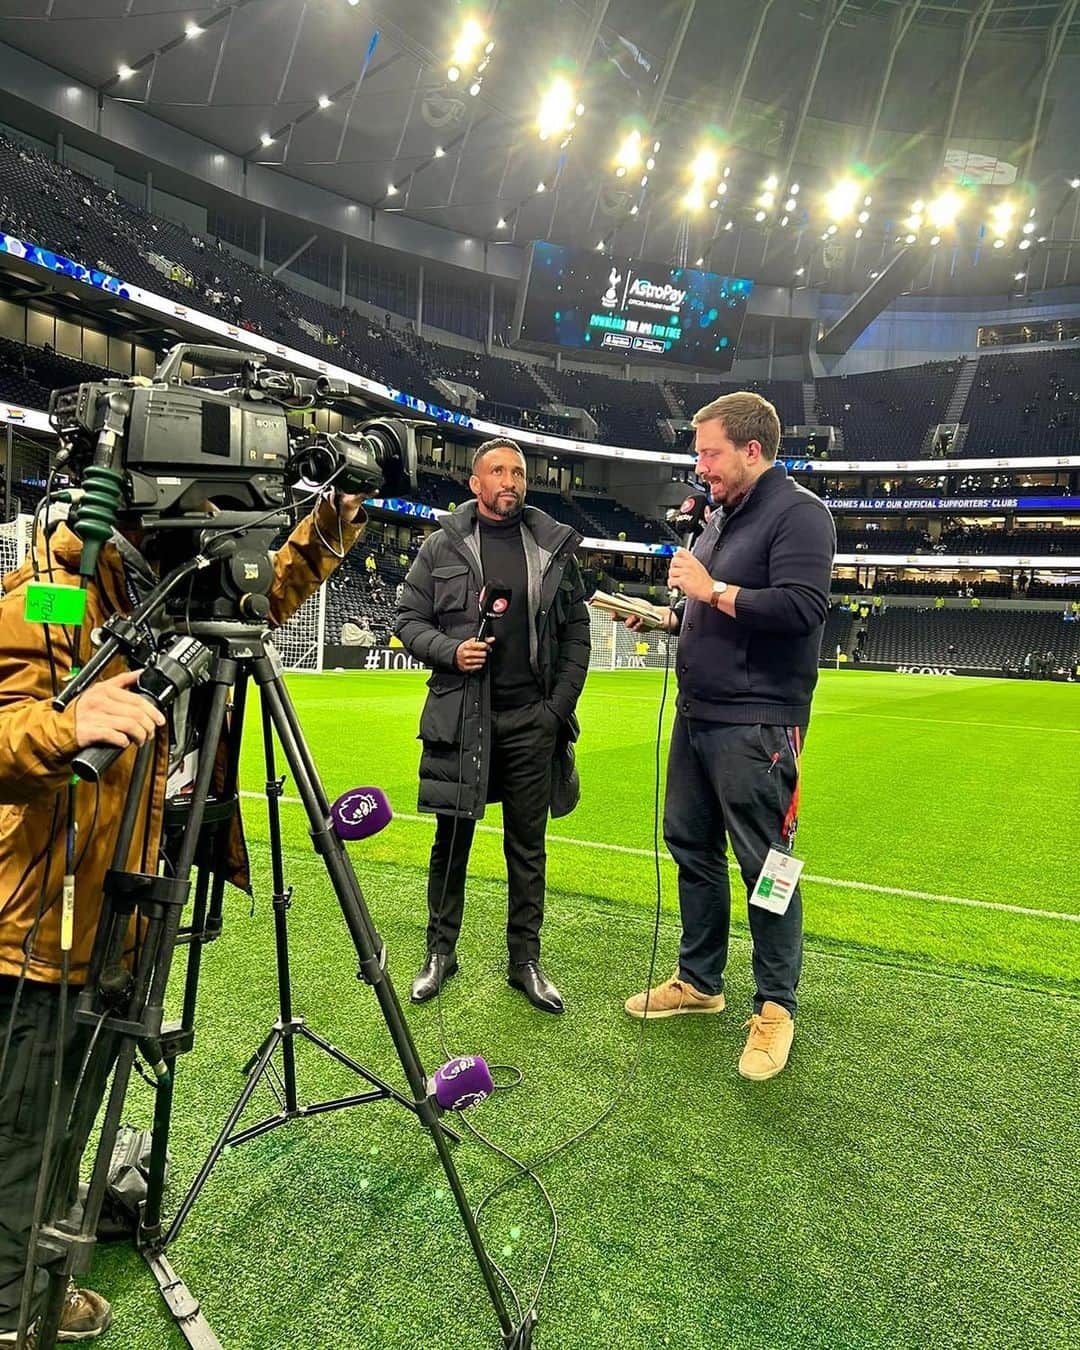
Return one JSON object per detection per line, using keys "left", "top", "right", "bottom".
{"left": 419, "top": 674, "right": 467, "bottom": 746}
{"left": 431, "top": 564, "right": 471, "bottom": 617}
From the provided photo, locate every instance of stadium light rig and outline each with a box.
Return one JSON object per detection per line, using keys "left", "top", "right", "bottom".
{"left": 683, "top": 145, "right": 721, "bottom": 212}
{"left": 537, "top": 74, "right": 583, "bottom": 146}
{"left": 117, "top": 64, "right": 134, "bottom": 80}
{"left": 989, "top": 199, "right": 1015, "bottom": 247}
{"left": 824, "top": 177, "right": 860, "bottom": 223}
{"left": 447, "top": 14, "right": 493, "bottom": 92}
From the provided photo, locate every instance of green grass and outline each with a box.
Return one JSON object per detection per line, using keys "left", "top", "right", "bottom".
{"left": 87, "top": 670, "right": 1079, "bottom": 1349}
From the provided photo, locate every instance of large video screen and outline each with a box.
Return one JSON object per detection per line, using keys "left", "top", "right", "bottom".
{"left": 514, "top": 241, "right": 752, "bottom": 372}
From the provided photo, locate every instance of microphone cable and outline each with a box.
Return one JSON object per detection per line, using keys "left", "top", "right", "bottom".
{"left": 421, "top": 585, "right": 674, "bottom": 1331}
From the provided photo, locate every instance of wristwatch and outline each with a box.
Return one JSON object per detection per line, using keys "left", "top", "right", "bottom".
{"left": 708, "top": 581, "right": 728, "bottom": 610}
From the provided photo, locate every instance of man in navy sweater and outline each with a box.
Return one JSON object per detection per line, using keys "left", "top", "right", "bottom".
{"left": 624, "top": 392, "right": 835, "bottom": 1081}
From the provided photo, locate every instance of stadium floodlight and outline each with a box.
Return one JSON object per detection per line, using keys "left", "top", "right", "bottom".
{"left": 695, "top": 256, "right": 704, "bottom": 266}
{"left": 825, "top": 224, "right": 838, "bottom": 235}
{"left": 754, "top": 209, "right": 767, "bottom": 222}
{"left": 1014, "top": 271, "right": 1026, "bottom": 281}
{"left": 629, "top": 203, "right": 638, "bottom": 215}
{"left": 447, "top": 65, "right": 460, "bottom": 82}
{"left": 764, "top": 173, "right": 779, "bottom": 191}
{"left": 824, "top": 177, "right": 860, "bottom": 222}
{"left": 857, "top": 209, "right": 870, "bottom": 224}
{"left": 386, "top": 182, "right": 398, "bottom": 195}
{"left": 789, "top": 182, "right": 799, "bottom": 194}
{"left": 596, "top": 240, "right": 605, "bottom": 250}
{"left": 537, "top": 74, "right": 580, "bottom": 141}
{"left": 496, "top": 217, "right": 506, "bottom": 228}
{"left": 785, "top": 198, "right": 796, "bottom": 212}
{"left": 536, "top": 180, "right": 546, "bottom": 193}
{"left": 450, "top": 16, "right": 487, "bottom": 71}
{"left": 780, "top": 215, "right": 789, "bottom": 227}
{"left": 854, "top": 227, "right": 863, "bottom": 239}
{"left": 614, "top": 128, "right": 643, "bottom": 173}
{"left": 927, "top": 190, "right": 962, "bottom": 230}
{"left": 989, "top": 200, "right": 1014, "bottom": 238}
{"left": 795, "top": 266, "right": 805, "bottom": 276}
{"left": 117, "top": 64, "right": 134, "bottom": 80}
{"left": 1070, "top": 177, "right": 1080, "bottom": 189}
{"left": 903, "top": 211, "right": 923, "bottom": 232}
{"left": 260, "top": 133, "right": 275, "bottom": 147}
{"left": 469, "top": 81, "right": 481, "bottom": 96}
{"left": 185, "top": 22, "right": 202, "bottom": 39}
{"left": 723, "top": 219, "right": 733, "bottom": 230}
{"left": 1018, "top": 238, "right": 1031, "bottom": 250}
{"left": 904, "top": 232, "right": 917, "bottom": 244}
{"left": 318, "top": 94, "right": 333, "bottom": 109}
{"left": 929, "top": 234, "right": 941, "bottom": 246}
{"left": 684, "top": 186, "right": 706, "bottom": 211}
{"left": 759, "top": 190, "right": 775, "bottom": 209}
{"left": 433, "top": 145, "right": 445, "bottom": 158}
{"left": 1022, "top": 220, "right": 1035, "bottom": 234}
{"left": 709, "top": 198, "right": 719, "bottom": 209}
{"left": 992, "top": 237, "right": 1005, "bottom": 248}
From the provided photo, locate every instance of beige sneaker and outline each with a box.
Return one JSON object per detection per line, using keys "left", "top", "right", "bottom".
{"left": 624, "top": 973, "right": 726, "bottom": 1020}
{"left": 738, "top": 1001, "right": 795, "bottom": 1081}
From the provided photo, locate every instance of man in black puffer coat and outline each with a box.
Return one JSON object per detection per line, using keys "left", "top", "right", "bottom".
{"left": 395, "top": 438, "right": 590, "bottom": 1013}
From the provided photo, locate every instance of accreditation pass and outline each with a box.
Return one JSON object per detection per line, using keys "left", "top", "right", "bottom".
{"left": 750, "top": 847, "right": 805, "bottom": 916}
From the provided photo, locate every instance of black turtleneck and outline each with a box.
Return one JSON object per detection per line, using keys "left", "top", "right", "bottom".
{"left": 478, "top": 513, "right": 540, "bottom": 710}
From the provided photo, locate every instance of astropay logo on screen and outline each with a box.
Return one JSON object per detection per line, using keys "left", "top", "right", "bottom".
{"left": 600, "top": 265, "right": 686, "bottom": 314}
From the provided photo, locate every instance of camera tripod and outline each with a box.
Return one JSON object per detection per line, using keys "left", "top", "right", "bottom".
{"left": 25, "top": 595, "right": 532, "bottom": 1349}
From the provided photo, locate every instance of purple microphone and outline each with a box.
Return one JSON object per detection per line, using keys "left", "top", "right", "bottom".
{"left": 431, "top": 1056, "right": 494, "bottom": 1111}
{"left": 330, "top": 786, "right": 393, "bottom": 841}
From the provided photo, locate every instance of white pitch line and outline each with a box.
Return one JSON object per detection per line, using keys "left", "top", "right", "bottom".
{"left": 239, "top": 793, "right": 1080, "bottom": 925}
{"left": 814, "top": 709, "right": 1080, "bottom": 735}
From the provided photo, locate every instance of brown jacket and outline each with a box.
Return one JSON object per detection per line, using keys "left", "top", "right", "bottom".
{"left": 0, "top": 498, "right": 363, "bottom": 983}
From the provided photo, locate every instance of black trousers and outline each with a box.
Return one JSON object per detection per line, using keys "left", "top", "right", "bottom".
{"left": 663, "top": 718, "right": 806, "bottom": 1017}
{"left": 426, "top": 702, "right": 558, "bottom": 965}
{"left": 0, "top": 977, "right": 113, "bottom": 1331}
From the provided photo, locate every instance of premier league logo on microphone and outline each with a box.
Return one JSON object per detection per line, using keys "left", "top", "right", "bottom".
{"left": 491, "top": 596, "right": 509, "bottom": 616}
{"left": 338, "top": 790, "right": 381, "bottom": 827}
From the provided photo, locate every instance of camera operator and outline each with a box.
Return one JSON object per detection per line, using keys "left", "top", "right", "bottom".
{"left": 0, "top": 489, "right": 365, "bottom": 1345}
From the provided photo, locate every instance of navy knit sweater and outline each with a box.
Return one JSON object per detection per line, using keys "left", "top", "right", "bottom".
{"left": 674, "top": 464, "right": 836, "bottom": 727}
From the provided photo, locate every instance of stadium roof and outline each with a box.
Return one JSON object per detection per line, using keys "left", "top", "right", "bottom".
{"left": 0, "top": 1, "right": 1078, "bottom": 293}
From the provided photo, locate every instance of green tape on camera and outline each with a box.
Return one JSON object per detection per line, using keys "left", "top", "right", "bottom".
{"left": 24, "top": 583, "right": 87, "bottom": 626}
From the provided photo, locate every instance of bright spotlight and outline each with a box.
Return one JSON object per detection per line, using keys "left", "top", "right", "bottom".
{"left": 927, "top": 190, "right": 962, "bottom": 230}
{"left": 754, "top": 209, "right": 767, "bottom": 223}
{"left": 1014, "top": 271, "right": 1026, "bottom": 281}
{"left": 684, "top": 187, "right": 706, "bottom": 211}
{"left": 496, "top": 217, "right": 506, "bottom": 228}
{"left": 825, "top": 224, "right": 837, "bottom": 235}
{"left": 784, "top": 198, "right": 796, "bottom": 212}
{"left": 260, "top": 133, "right": 275, "bottom": 147}
{"left": 709, "top": 199, "right": 719, "bottom": 210}
{"left": 1018, "top": 238, "right": 1031, "bottom": 250}
{"left": 723, "top": 220, "right": 733, "bottom": 231}
{"left": 433, "top": 145, "right": 445, "bottom": 158}
{"left": 764, "top": 173, "right": 778, "bottom": 191}
{"left": 795, "top": 267, "right": 805, "bottom": 277}
{"left": 386, "top": 182, "right": 397, "bottom": 195}
{"left": 824, "top": 177, "right": 860, "bottom": 222}
{"left": 536, "top": 181, "right": 546, "bottom": 193}
{"left": 690, "top": 147, "right": 720, "bottom": 181}
{"left": 929, "top": 235, "right": 941, "bottom": 246}
{"left": 695, "top": 256, "right": 704, "bottom": 266}
{"left": 614, "top": 129, "right": 643, "bottom": 172}
{"left": 537, "top": 75, "right": 579, "bottom": 141}
{"left": 904, "top": 232, "right": 917, "bottom": 244}
{"left": 318, "top": 94, "right": 333, "bottom": 109}
{"left": 854, "top": 227, "right": 863, "bottom": 239}
{"left": 903, "top": 212, "right": 923, "bottom": 232}
{"left": 1070, "top": 177, "right": 1080, "bottom": 189}
{"left": 780, "top": 215, "right": 789, "bottom": 227}
{"left": 789, "top": 182, "right": 799, "bottom": 194}
{"left": 857, "top": 210, "right": 870, "bottom": 224}
{"left": 1022, "top": 220, "right": 1035, "bottom": 234}
{"left": 447, "top": 65, "right": 460, "bottom": 82}
{"left": 989, "top": 201, "right": 1014, "bottom": 237}
{"left": 630, "top": 204, "right": 638, "bottom": 215}
{"left": 759, "top": 191, "right": 775, "bottom": 209}
{"left": 450, "top": 16, "right": 487, "bottom": 69}
{"left": 469, "top": 81, "right": 481, "bottom": 96}
{"left": 992, "top": 237, "right": 1005, "bottom": 248}
{"left": 596, "top": 240, "right": 605, "bottom": 251}
{"left": 117, "top": 64, "right": 134, "bottom": 80}
{"left": 185, "top": 22, "right": 202, "bottom": 39}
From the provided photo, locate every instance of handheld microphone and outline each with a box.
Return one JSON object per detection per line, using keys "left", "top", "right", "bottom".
{"left": 430, "top": 1055, "right": 494, "bottom": 1111}
{"left": 329, "top": 786, "right": 393, "bottom": 841}
{"left": 476, "top": 581, "right": 512, "bottom": 642}
{"left": 669, "top": 491, "right": 711, "bottom": 604}
{"left": 673, "top": 491, "right": 710, "bottom": 551}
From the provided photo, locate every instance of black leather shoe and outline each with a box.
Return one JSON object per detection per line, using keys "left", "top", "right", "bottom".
{"left": 507, "top": 960, "right": 564, "bottom": 1014}
{"left": 410, "top": 951, "right": 459, "bottom": 1004}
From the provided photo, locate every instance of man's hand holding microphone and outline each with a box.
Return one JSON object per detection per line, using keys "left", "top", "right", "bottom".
{"left": 455, "top": 636, "right": 495, "bottom": 672}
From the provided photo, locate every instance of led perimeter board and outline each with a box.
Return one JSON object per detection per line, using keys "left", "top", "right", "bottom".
{"left": 513, "top": 240, "right": 752, "bottom": 372}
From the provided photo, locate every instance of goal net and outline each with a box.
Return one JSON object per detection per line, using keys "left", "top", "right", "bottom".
{"left": 0, "top": 514, "right": 34, "bottom": 588}
{"left": 588, "top": 606, "right": 676, "bottom": 671}
{"left": 270, "top": 585, "right": 327, "bottom": 672}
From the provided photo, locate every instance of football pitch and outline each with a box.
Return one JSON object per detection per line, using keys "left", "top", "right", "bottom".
{"left": 93, "top": 670, "right": 1079, "bottom": 1350}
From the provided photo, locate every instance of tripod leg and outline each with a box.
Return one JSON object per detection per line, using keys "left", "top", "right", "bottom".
{"left": 252, "top": 654, "right": 515, "bottom": 1342}
{"left": 260, "top": 697, "right": 298, "bottom": 1113}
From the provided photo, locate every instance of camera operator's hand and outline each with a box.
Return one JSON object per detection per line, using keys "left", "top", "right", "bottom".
{"left": 334, "top": 491, "right": 365, "bottom": 526}
{"left": 455, "top": 637, "right": 494, "bottom": 673}
{"left": 74, "top": 670, "right": 166, "bottom": 751}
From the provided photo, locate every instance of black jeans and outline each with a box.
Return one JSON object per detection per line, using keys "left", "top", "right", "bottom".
{"left": 663, "top": 717, "right": 806, "bottom": 1016}
{"left": 426, "top": 702, "right": 559, "bottom": 965}
{"left": 0, "top": 977, "right": 113, "bottom": 1331}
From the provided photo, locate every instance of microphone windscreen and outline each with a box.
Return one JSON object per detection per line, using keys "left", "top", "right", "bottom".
{"left": 432, "top": 1055, "right": 494, "bottom": 1111}
{"left": 674, "top": 492, "right": 710, "bottom": 539}
{"left": 330, "top": 786, "right": 393, "bottom": 841}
